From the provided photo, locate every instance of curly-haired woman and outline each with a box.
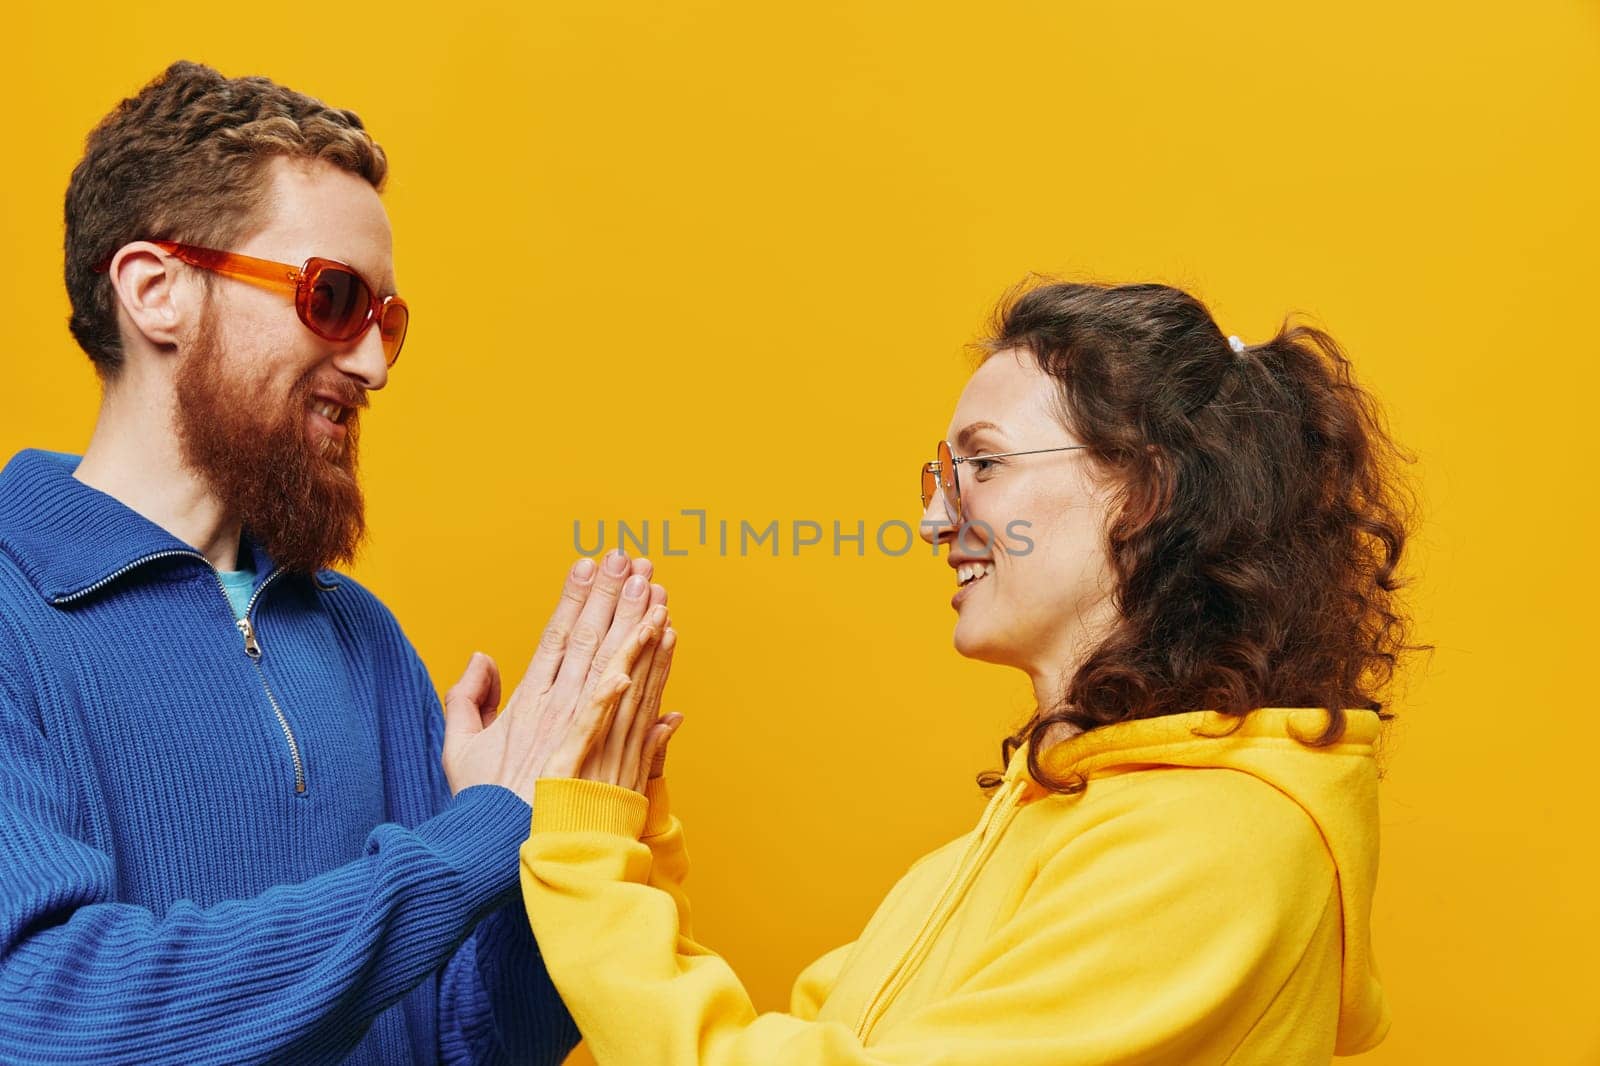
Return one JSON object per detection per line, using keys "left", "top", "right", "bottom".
{"left": 476, "top": 280, "right": 1428, "bottom": 1064}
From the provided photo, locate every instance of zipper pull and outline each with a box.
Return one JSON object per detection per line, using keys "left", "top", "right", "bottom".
{"left": 236, "top": 617, "right": 262, "bottom": 659}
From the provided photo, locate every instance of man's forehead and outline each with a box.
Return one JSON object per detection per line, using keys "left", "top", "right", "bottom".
{"left": 250, "top": 157, "right": 395, "bottom": 285}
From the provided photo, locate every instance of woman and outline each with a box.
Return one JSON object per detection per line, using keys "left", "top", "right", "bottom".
{"left": 497, "top": 280, "right": 1425, "bottom": 1063}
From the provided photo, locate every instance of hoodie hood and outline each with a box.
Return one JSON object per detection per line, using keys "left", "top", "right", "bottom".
{"left": 1033, "top": 706, "right": 1389, "bottom": 1056}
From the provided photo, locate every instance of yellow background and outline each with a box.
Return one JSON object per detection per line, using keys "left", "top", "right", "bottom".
{"left": 5, "top": 3, "right": 1596, "bottom": 1063}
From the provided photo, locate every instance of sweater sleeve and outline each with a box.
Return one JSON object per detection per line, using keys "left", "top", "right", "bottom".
{"left": 416, "top": 664, "right": 579, "bottom": 1066}
{"left": 519, "top": 775, "right": 1340, "bottom": 1066}
{"left": 0, "top": 664, "right": 535, "bottom": 1065}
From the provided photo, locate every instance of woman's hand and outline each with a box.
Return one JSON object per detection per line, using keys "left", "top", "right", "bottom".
{"left": 580, "top": 611, "right": 683, "bottom": 793}
{"left": 537, "top": 606, "right": 667, "bottom": 780}
{"left": 640, "top": 711, "right": 684, "bottom": 788}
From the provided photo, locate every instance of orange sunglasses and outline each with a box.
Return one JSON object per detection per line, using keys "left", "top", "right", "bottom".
{"left": 95, "top": 240, "right": 410, "bottom": 366}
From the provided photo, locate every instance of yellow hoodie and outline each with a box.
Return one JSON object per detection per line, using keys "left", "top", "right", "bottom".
{"left": 520, "top": 706, "right": 1389, "bottom": 1064}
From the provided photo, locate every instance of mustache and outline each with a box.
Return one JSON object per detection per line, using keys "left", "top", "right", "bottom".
{"left": 300, "top": 376, "right": 371, "bottom": 413}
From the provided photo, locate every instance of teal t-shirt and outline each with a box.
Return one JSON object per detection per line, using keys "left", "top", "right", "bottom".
{"left": 218, "top": 564, "right": 255, "bottom": 621}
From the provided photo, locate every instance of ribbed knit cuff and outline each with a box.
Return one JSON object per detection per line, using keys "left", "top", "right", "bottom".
{"left": 531, "top": 778, "right": 648, "bottom": 839}
{"left": 414, "top": 783, "right": 535, "bottom": 916}
{"left": 643, "top": 776, "right": 673, "bottom": 839}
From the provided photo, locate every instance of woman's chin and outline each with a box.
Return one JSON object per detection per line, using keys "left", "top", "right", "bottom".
{"left": 951, "top": 614, "right": 1016, "bottom": 666}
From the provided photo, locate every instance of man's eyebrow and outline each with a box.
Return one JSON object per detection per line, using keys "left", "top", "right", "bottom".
{"left": 327, "top": 254, "right": 394, "bottom": 295}
{"left": 955, "top": 421, "right": 1004, "bottom": 453}
{"left": 366, "top": 268, "right": 398, "bottom": 297}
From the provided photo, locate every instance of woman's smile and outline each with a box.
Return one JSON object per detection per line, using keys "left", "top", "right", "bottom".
{"left": 950, "top": 555, "right": 995, "bottom": 609}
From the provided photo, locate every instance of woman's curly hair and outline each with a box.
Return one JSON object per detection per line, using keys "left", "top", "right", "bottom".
{"left": 975, "top": 279, "right": 1432, "bottom": 794}
{"left": 64, "top": 60, "right": 387, "bottom": 376}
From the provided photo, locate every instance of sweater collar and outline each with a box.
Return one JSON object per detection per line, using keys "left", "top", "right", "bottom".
{"left": 0, "top": 448, "right": 335, "bottom": 604}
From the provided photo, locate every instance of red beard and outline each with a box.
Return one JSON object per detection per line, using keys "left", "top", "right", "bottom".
{"left": 173, "top": 304, "right": 368, "bottom": 575}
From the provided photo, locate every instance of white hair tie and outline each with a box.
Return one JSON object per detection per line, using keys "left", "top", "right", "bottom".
{"left": 1228, "top": 335, "right": 1247, "bottom": 354}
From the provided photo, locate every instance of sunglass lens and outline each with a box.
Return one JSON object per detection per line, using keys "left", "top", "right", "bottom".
{"left": 305, "top": 265, "right": 371, "bottom": 340}
{"left": 922, "top": 464, "right": 937, "bottom": 509}
{"left": 379, "top": 301, "right": 409, "bottom": 366}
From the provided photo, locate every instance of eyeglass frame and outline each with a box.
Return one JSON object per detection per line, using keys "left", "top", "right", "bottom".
{"left": 921, "top": 439, "right": 1090, "bottom": 524}
{"left": 92, "top": 239, "right": 409, "bottom": 367}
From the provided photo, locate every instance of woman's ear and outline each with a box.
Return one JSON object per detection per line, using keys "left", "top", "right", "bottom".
{"left": 1113, "top": 442, "right": 1175, "bottom": 535}
{"left": 106, "top": 242, "right": 188, "bottom": 351}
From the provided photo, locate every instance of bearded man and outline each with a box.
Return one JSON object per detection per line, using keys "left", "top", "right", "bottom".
{"left": 0, "top": 61, "right": 633, "bottom": 1064}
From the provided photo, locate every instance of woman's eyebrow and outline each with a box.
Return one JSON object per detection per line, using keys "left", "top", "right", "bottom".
{"left": 955, "top": 420, "right": 1004, "bottom": 453}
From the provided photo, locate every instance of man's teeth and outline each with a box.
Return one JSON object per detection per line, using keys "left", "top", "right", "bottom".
{"left": 312, "top": 401, "right": 346, "bottom": 424}
{"left": 956, "top": 561, "right": 994, "bottom": 587}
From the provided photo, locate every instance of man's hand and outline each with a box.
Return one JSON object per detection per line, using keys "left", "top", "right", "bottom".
{"left": 440, "top": 550, "right": 666, "bottom": 804}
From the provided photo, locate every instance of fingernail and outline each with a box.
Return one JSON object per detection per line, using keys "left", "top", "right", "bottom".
{"left": 574, "top": 557, "right": 596, "bottom": 580}
{"left": 623, "top": 574, "right": 647, "bottom": 598}
{"left": 605, "top": 550, "right": 629, "bottom": 576}
{"left": 649, "top": 605, "right": 668, "bottom": 626}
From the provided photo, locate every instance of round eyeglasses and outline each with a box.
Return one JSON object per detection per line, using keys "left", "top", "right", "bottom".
{"left": 921, "top": 439, "right": 1090, "bottom": 523}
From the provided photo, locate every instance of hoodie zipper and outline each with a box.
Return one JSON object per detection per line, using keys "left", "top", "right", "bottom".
{"left": 54, "top": 549, "right": 306, "bottom": 796}
{"left": 852, "top": 771, "right": 1031, "bottom": 1043}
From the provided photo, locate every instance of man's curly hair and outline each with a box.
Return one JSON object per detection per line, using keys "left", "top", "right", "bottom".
{"left": 64, "top": 60, "right": 387, "bottom": 375}
{"left": 975, "top": 280, "right": 1433, "bottom": 794}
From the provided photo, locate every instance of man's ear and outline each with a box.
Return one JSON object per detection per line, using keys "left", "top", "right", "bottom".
{"left": 106, "top": 242, "right": 190, "bottom": 350}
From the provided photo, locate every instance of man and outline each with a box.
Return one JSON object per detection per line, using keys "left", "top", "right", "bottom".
{"left": 0, "top": 60, "right": 657, "bottom": 1064}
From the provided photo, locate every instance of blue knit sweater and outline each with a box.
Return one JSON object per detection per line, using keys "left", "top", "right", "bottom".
{"left": 0, "top": 449, "right": 579, "bottom": 1065}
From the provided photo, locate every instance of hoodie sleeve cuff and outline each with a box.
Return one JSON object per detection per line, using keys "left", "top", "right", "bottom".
{"left": 532, "top": 777, "right": 648, "bottom": 839}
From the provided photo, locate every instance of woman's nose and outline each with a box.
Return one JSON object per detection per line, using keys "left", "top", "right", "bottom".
{"left": 919, "top": 491, "right": 955, "bottom": 546}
